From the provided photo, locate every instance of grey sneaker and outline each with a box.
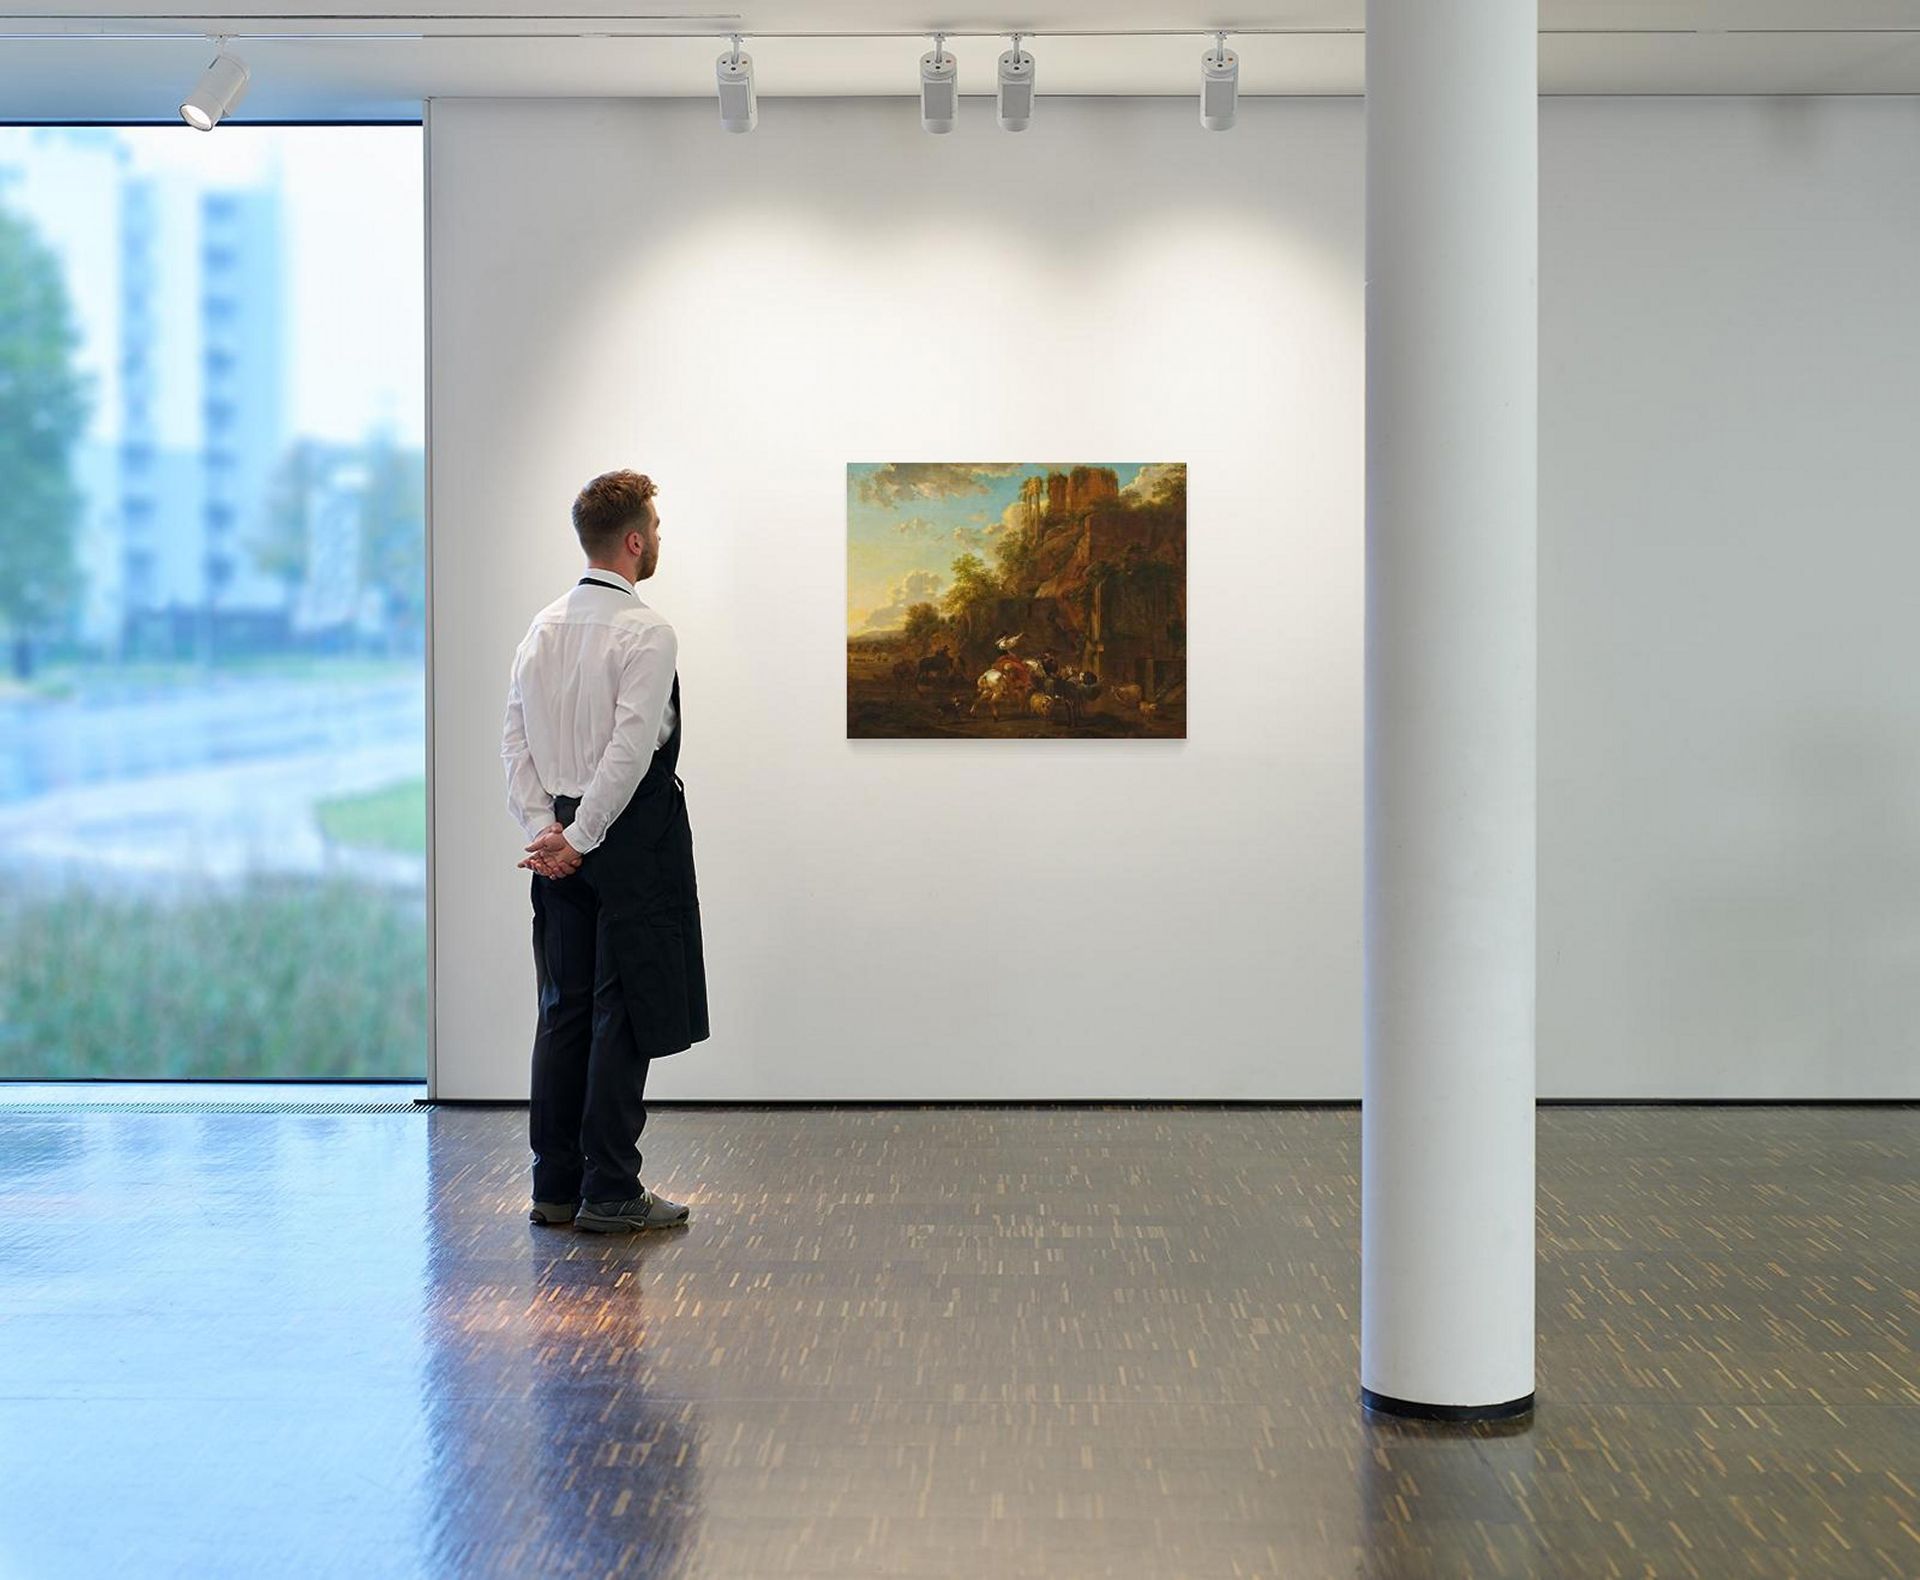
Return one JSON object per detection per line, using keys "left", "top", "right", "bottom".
{"left": 529, "top": 1201, "right": 577, "bottom": 1225}
{"left": 575, "top": 1186, "right": 690, "bottom": 1233}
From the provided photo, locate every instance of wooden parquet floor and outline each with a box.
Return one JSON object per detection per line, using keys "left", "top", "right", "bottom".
{"left": 0, "top": 1100, "right": 1913, "bottom": 1578}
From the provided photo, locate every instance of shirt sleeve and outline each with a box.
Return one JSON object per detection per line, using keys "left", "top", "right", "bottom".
{"left": 565, "top": 621, "right": 678, "bottom": 856}
{"left": 500, "top": 659, "right": 553, "bottom": 841}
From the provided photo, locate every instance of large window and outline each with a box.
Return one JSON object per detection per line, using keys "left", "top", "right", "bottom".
{"left": 0, "top": 126, "right": 425, "bottom": 1079}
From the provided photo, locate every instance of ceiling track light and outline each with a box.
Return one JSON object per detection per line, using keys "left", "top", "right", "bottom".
{"left": 919, "top": 32, "right": 957, "bottom": 134}
{"left": 997, "top": 32, "right": 1035, "bottom": 132}
{"left": 180, "top": 41, "right": 249, "bottom": 131}
{"left": 1200, "top": 31, "right": 1238, "bottom": 131}
{"left": 716, "top": 31, "right": 755, "bottom": 132}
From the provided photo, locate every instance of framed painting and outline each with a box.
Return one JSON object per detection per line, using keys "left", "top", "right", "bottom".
{"left": 847, "top": 462, "right": 1187, "bottom": 739}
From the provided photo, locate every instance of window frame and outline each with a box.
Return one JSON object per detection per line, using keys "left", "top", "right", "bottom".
{"left": 0, "top": 117, "right": 430, "bottom": 1088}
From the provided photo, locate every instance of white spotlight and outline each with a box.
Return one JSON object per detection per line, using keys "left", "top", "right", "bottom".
{"left": 1200, "top": 32, "right": 1238, "bottom": 132}
{"left": 716, "top": 34, "right": 756, "bottom": 132}
{"left": 997, "top": 35, "right": 1035, "bottom": 132}
{"left": 920, "top": 34, "right": 957, "bottom": 134}
{"left": 180, "top": 47, "right": 249, "bottom": 131}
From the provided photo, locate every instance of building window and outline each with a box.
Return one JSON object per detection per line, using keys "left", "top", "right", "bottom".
{"left": 0, "top": 124, "right": 426, "bottom": 1080}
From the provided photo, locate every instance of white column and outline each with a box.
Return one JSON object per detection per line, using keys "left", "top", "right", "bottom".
{"left": 1361, "top": 0, "right": 1538, "bottom": 1419}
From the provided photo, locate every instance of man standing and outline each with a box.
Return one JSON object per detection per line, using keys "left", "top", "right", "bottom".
{"left": 501, "top": 469, "right": 709, "bottom": 1233}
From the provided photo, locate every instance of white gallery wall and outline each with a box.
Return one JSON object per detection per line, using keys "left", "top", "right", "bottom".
{"left": 428, "top": 96, "right": 1366, "bottom": 1101}
{"left": 1541, "top": 97, "right": 1920, "bottom": 1098}
{"left": 429, "top": 94, "right": 1920, "bottom": 1101}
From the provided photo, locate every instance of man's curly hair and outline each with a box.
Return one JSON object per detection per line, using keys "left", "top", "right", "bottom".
{"left": 573, "top": 470, "right": 658, "bottom": 559}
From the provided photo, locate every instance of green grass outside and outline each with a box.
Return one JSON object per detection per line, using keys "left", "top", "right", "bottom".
{"left": 0, "top": 879, "right": 428, "bottom": 1079}
{"left": 317, "top": 778, "right": 427, "bottom": 856}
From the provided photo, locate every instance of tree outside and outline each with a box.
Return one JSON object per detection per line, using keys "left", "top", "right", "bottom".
{"left": 0, "top": 202, "right": 89, "bottom": 681}
{"left": 262, "top": 431, "right": 426, "bottom": 654}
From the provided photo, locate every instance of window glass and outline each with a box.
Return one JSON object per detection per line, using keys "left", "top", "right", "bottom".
{"left": 0, "top": 126, "right": 425, "bottom": 1079}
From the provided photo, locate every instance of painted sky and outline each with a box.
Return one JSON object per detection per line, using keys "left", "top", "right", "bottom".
{"left": 847, "top": 461, "right": 1163, "bottom": 636}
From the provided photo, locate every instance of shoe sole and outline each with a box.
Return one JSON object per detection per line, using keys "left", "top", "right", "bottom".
{"left": 574, "top": 1211, "right": 690, "bottom": 1233}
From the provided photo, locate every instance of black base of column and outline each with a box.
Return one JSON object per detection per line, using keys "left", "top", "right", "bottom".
{"left": 1361, "top": 1388, "right": 1536, "bottom": 1424}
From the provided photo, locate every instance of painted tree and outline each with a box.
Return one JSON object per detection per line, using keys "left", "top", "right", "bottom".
{"left": 991, "top": 526, "right": 1038, "bottom": 593}
{"left": 941, "top": 552, "right": 997, "bottom": 620}
{"left": 0, "top": 204, "right": 90, "bottom": 680}
{"left": 940, "top": 551, "right": 1001, "bottom": 656}
{"left": 901, "top": 601, "right": 942, "bottom": 650}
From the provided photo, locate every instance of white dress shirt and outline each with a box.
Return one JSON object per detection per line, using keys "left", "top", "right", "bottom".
{"left": 501, "top": 568, "right": 679, "bottom": 856}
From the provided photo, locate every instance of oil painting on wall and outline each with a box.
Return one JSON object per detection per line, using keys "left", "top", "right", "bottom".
{"left": 847, "top": 462, "right": 1187, "bottom": 739}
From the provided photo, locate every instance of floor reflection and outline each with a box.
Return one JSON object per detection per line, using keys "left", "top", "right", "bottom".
{"left": 420, "top": 1111, "right": 704, "bottom": 1579}
{"left": 1358, "top": 1413, "right": 1543, "bottom": 1578}
{"left": 0, "top": 1106, "right": 433, "bottom": 1577}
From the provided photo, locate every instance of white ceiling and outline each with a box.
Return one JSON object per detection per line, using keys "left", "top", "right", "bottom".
{"left": 2, "top": 1, "right": 1919, "bottom": 119}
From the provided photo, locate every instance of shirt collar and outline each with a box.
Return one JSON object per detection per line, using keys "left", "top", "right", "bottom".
{"left": 579, "top": 568, "right": 636, "bottom": 595}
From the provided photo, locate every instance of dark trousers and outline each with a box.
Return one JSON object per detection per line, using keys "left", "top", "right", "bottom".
{"left": 528, "top": 868, "right": 652, "bottom": 1205}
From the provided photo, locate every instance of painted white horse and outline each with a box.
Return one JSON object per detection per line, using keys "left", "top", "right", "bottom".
{"left": 972, "top": 662, "right": 1034, "bottom": 720}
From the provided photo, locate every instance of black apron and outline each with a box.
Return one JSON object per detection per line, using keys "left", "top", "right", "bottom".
{"left": 581, "top": 671, "right": 710, "bottom": 1057}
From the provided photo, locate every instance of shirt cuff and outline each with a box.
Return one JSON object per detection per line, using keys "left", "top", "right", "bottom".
{"left": 561, "top": 824, "right": 599, "bottom": 857}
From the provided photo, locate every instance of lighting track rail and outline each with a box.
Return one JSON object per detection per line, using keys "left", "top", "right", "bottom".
{"left": 15, "top": 17, "right": 1917, "bottom": 131}
{"left": 3, "top": 19, "right": 1920, "bottom": 43}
